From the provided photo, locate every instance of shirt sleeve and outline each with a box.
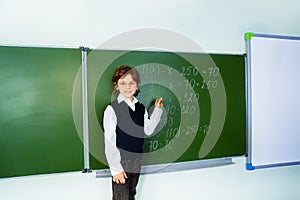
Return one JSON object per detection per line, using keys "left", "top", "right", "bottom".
{"left": 103, "top": 105, "right": 124, "bottom": 176}
{"left": 144, "top": 106, "right": 163, "bottom": 136}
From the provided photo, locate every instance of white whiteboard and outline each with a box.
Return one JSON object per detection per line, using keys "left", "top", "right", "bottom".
{"left": 246, "top": 33, "right": 300, "bottom": 170}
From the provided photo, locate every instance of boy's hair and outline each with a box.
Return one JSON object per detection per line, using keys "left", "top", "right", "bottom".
{"left": 112, "top": 65, "right": 140, "bottom": 96}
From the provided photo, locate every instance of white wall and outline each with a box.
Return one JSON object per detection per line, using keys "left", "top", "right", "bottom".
{"left": 1, "top": 0, "right": 300, "bottom": 199}
{"left": 1, "top": 0, "right": 300, "bottom": 53}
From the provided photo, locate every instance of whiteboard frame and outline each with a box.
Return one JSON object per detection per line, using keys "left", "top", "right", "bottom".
{"left": 246, "top": 33, "right": 300, "bottom": 170}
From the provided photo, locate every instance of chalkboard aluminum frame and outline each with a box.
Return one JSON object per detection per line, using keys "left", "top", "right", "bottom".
{"left": 246, "top": 33, "right": 300, "bottom": 170}
{"left": 87, "top": 49, "right": 246, "bottom": 176}
{"left": 81, "top": 47, "right": 91, "bottom": 173}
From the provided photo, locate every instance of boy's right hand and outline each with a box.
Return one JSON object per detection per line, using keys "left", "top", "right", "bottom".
{"left": 155, "top": 97, "right": 163, "bottom": 108}
{"left": 112, "top": 171, "right": 128, "bottom": 184}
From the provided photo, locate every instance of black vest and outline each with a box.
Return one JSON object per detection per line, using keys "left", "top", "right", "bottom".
{"left": 110, "top": 100, "right": 145, "bottom": 158}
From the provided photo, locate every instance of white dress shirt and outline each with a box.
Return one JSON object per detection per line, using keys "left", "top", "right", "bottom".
{"left": 103, "top": 94, "right": 163, "bottom": 176}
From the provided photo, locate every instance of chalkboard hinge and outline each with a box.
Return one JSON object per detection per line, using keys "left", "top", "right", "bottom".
{"left": 82, "top": 168, "right": 92, "bottom": 173}
{"left": 79, "top": 46, "right": 89, "bottom": 51}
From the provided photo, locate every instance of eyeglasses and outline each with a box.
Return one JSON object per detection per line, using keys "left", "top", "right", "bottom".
{"left": 118, "top": 81, "right": 137, "bottom": 87}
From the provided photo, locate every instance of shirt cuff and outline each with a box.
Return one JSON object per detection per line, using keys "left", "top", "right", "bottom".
{"left": 110, "top": 167, "right": 124, "bottom": 176}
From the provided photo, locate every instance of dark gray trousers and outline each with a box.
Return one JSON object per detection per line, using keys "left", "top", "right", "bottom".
{"left": 112, "top": 172, "right": 141, "bottom": 200}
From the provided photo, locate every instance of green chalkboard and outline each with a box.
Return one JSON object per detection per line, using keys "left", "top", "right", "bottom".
{"left": 86, "top": 50, "right": 246, "bottom": 170}
{"left": 0, "top": 46, "right": 84, "bottom": 178}
{"left": 0, "top": 46, "right": 246, "bottom": 178}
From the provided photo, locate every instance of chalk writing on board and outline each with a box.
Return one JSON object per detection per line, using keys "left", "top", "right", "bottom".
{"left": 136, "top": 63, "right": 218, "bottom": 159}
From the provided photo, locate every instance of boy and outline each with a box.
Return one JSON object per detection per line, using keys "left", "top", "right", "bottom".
{"left": 103, "top": 65, "right": 163, "bottom": 200}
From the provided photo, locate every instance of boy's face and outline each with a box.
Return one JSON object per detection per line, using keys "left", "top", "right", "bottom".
{"left": 117, "top": 74, "right": 138, "bottom": 101}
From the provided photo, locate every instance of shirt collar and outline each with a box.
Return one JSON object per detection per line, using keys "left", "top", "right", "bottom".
{"left": 117, "top": 94, "right": 138, "bottom": 104}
